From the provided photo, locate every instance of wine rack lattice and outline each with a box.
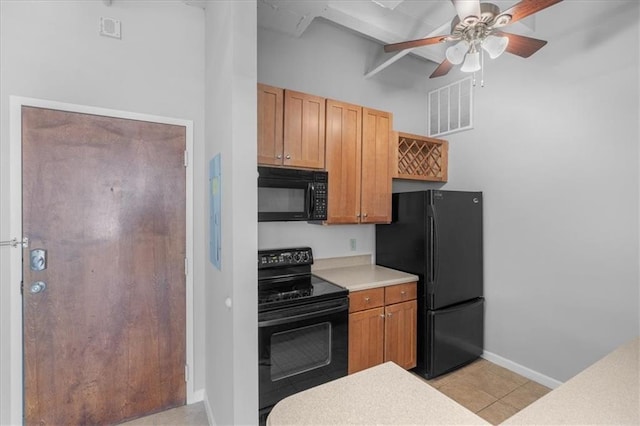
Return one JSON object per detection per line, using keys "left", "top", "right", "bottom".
{"left": 395, "top": 132, "right": 448, "bottom": 182}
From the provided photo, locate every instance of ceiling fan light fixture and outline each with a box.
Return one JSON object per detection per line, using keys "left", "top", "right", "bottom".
{"left": 445, "top": 40, "right": 470, "bottom": 65}
{"left": 460, "top": 50, "right": 481, "bottom": 73}
{"left": 482, "top": 34, "right": 509, "bottom": 59}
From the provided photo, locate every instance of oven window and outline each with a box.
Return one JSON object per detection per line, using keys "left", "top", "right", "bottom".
{"left": 258, "top": 187, "right": 306, "bottom": 213}
{"left": 270, "top": 322, "right": 332, "bottom": 381}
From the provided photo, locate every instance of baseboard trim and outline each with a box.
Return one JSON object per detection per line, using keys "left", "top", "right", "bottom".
{"left": 202, "top": 390, "right": 216, "bottom": 426}
{"left": 482, "top": 350, "right": 563, "bottom": 389}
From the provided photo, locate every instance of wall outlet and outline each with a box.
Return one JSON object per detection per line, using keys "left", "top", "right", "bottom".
{"left": 349, "top": 239, "right": 356, "bottom": 251}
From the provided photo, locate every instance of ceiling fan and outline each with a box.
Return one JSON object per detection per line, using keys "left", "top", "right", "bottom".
{"left": 384, "top": 0, "right": 563, "bottom": 78}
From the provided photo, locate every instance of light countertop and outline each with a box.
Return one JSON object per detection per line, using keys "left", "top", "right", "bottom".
{"left": 266, "top": 361, "right": 490, "bottom": 425}
{"left": 313, "top": 264, "right": 418, "bottom": 292}
{"left": 503, "top": 337, "right": 639, "bottom": 425}
{"left": 267, "top": 336, "right": 639, "bottom": 425}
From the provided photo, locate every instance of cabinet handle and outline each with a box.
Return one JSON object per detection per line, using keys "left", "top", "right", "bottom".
{"left": 401, "top": 290, "right": 406, "bottom": 296}
{"left": 387, "top": 312, "right": 393, "bottom": 318}
{"left": 285, "top": 154, "right": 291, "bottom": 159}
{"left": 379, "top": 314, "right": 385, "bottom": 318}
{"left": 363, "top": 213, "right": 368, "bottom": 218}
{"left": 276, "top": 154, "right": 282, "bottom": 159}
{"left": 364, "top": 296, "right": 370, "bottom": 303}
{"left": 356, "top": 214, "right": 361, "bottom": 218}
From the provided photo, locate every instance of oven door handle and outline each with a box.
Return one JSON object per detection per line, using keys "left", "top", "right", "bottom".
{"left": 258, "top": 304, "right": 347, "bottom": 328}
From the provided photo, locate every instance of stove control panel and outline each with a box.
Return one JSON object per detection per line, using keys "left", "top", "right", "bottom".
{"left": 258, "top": 247, "right": 313, "bottom": 268}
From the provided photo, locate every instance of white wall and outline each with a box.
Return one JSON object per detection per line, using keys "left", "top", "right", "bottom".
{"left": 258, "top": 1, "right": 640, "bottom": 384}
{"left": 432, "top": 1, "right": 639, "bottom": 382}
{"left": 257, "top": 18, "right": 431, "bottom": 258}
{"left": 204, "top": 1, "right": 258, "bottom": 424}
{"left": 0, "top": 1, "right": 206, "bottom": 423}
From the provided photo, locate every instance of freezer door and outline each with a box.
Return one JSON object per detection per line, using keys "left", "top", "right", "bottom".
{"left": 428, "top": 190, "right": 483, "bottom": 309}
{"left": 425, "top": 298, "right": 484, "bottom": 379}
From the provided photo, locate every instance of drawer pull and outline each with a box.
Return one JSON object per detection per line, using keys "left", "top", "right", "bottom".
{"left": 364, "top": 296, "right": 370, "bottom": 303}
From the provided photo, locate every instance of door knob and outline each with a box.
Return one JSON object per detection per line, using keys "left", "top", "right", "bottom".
{"left": 30, "top": 281, "right": 46, "bottom": 294}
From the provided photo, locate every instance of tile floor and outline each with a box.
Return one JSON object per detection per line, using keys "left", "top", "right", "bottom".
{"left": 119, "top": 401, "right": 208, "bottom": 426}
{"left": 121, "top": 359, "right": 551, "bottom": 425}
{"left": 420, "top": 358, "right": 552, "bottom": 424}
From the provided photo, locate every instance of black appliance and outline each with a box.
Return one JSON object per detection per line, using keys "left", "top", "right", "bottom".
{"left": 257, "top": 166, "right": 328, "bottom": 222}
{"left": 258, "top": 247, "right": 348, "bottom": 423}
{"left": 376, "top": 190, "right": 484, "bottom": 379}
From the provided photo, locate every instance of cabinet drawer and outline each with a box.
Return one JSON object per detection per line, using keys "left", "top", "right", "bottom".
{"left": 385, "top": 282, "right": 417, "bottom": 305}
{"left": 349, "top": 288, "right": 384, "bottom": 313}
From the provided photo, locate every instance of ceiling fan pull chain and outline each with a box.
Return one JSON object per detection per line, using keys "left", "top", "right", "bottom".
{"left": 480, "top": 48, "right": 485, "bottom": 87}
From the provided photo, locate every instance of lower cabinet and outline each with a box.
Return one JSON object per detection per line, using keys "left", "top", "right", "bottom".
{"left": 348, "top": 282, "right": 417, "bottom": 374}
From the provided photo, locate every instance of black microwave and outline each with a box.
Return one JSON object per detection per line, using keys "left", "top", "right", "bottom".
{"left": 258, "top": 166, "right": 328, "bottom": 222}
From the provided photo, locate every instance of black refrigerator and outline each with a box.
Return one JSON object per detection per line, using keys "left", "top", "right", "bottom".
{"left": 376, "top": 190, "right": 484, "bottom": 379}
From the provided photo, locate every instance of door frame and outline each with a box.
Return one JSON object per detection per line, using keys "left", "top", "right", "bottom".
{"left": 8, "top": 96, "right": 197, "bottom": 424}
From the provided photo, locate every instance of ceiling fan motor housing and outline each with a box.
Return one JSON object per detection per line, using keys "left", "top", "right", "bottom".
{"left": 450, "top": 2, "right": 512, "bottom": 44}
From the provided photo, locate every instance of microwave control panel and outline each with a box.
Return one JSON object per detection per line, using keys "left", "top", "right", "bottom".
{"left": 312, "top": 182, "right": 327, "bottom": 220}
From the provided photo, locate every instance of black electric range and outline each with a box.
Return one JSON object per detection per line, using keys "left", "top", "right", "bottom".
{"left": 257, "top": 247, "right": 349, "bottom": 424}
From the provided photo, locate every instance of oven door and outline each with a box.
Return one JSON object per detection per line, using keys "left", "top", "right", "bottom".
{"left": 258, "top": 297, "right": 348, "bottom": 412}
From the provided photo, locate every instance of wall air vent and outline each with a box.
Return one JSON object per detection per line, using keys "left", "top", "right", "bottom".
{"left": 428, "top": 76, "right": 473, "bottom": 137}
{"left": 99, "top": 17, "right": 121, "bottom": 39}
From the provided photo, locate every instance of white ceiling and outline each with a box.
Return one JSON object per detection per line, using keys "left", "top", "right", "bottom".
{"left": 257, "top": 0, "right": 541, "bottom": 77}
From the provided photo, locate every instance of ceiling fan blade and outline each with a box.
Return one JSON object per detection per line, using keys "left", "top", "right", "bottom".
{"left": 451, "top": 0, "right": 481, "bottom": 20}
{"left": 494, "top": 31, "right": 547, "bottom": 58}
{"left": 498, "top": 0, "right": 563, "bottom": 26}
{"left": 430, "top": 59, "right": 454, "bottom": 78}
{"left": 384, "top": 35, "right": 450, "bottom": 53}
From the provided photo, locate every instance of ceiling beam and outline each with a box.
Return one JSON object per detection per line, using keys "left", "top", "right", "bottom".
{"left": 364, "top": 22, "right": 449, "bottom": 78}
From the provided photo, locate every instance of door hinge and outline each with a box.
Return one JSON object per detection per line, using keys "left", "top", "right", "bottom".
{"left": 184, "top": 150, "right": 188, "bottom": 167}
{"left": 20, "top": 281, "right": 24, "bottom": 295}
{"left": 184, "top": 257, "right": 188, "bottom": 276}
{"left": 185, "top": 364, "right": 189, "bottom": 382}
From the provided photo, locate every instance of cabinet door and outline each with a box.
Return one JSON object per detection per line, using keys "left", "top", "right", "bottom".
{"left": 361, "top": 108, "right": 392, "bottom": 223}
{"left": 325, "top": 99, "right": 362, "bottom": 224}
{"left": 257, "top": 84, "right": 284, "bottom": 166}
{"left": 283, "top": 90, "right": 325, "bottom": 169}
{"left": 384, "top": 300, "right": 417, "bottom": 370}
{"left": 348, "top": 307, "right": 384, "bottom": 374}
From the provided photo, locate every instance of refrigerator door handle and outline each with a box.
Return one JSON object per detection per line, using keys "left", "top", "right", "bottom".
{"left": 432, "top": 205, "right": 440, "bottom": 285}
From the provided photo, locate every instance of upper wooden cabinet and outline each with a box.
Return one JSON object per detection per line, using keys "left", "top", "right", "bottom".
{"left": 257, "top": 84, "right": 326, "bottom": 169}
{"left": 361, "top": 108, "right": 392, "bottom": 224}
{"left": 258, "top": 84, "right": 284, "bottom": 166}
{"left": 325, "top": 101, "right": 392, "bottom": 224}
{"left": 325, "top": 99, "right": 362, "bottom": 224}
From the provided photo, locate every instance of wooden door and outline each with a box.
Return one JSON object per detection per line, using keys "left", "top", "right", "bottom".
{"left": 361, "top": 108, "right": 392, "bottom": 224}
{"left": 258, "top": 83, "right": 284, "bottom": 166}
{"left": 22, "top": 106, "right": 186, "bottom": 425}
{"left": 283, "top": 89, "right": 325, "bottom": 169}
{"left": 325, "top": 99, "right": 361, "bottom": 224}
{"left": 348, "top": 307, "right": 384, "bottom": 374}
{"left": 384, "top": 300, "right": 418, "bottom": 370}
